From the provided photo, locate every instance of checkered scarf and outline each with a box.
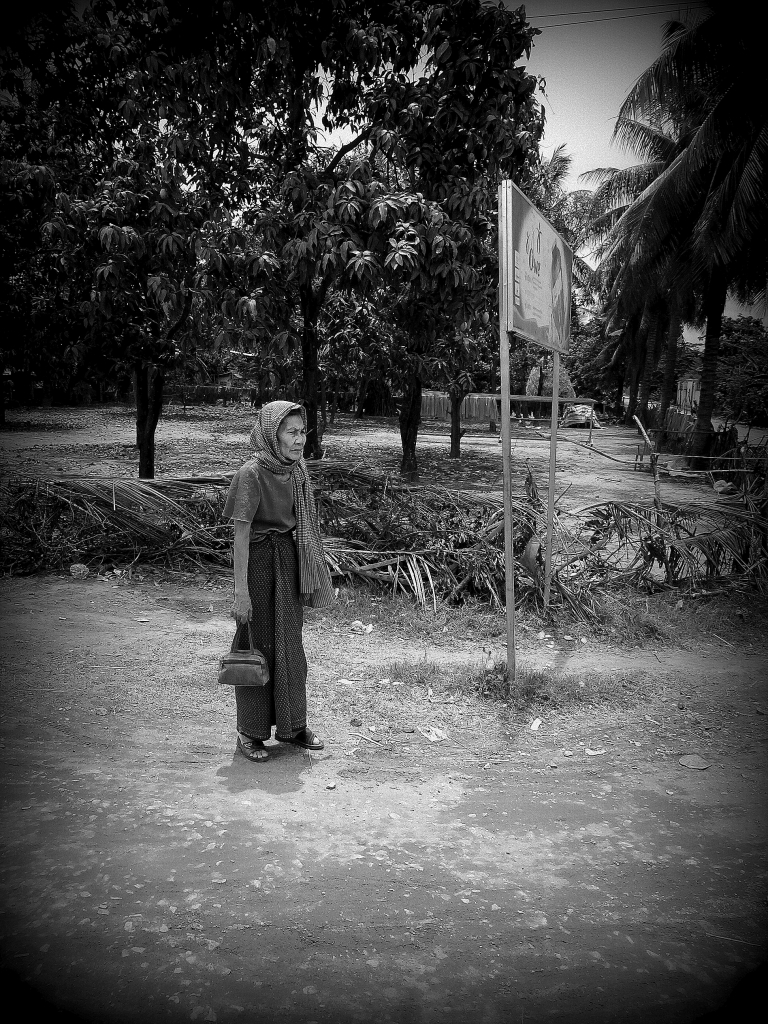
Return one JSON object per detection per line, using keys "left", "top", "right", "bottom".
{"left": 249, "top": 401, "right": 335, "bottom": 608}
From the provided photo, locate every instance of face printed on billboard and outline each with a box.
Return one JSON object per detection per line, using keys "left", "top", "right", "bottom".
{"left": 505, "top": 182, "right": 572, "bottom": 353}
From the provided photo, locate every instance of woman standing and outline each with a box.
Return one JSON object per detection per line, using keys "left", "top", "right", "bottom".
{"left": 224, "top": 401, "right": 335, "bottom": 762}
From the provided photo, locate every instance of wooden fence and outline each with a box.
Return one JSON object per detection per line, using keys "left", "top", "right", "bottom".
{"left": 421, "top": 391, "right": 596, "bottom": 423}
{"left": 420, "top": 391, "right": 502, "bottom": 422}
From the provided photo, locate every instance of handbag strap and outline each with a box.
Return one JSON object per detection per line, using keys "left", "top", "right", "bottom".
{"left": 231, "top": 621, "right": 255, "bottom": 653}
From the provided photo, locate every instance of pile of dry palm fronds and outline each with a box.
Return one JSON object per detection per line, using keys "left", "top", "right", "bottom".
{"left": 0, "top": 476, "right": 231, "bottom": 576}
{"left": 0, "top": 464, "right": 554, "bottom": 607}
{"left": 1, "top": 462, "right": 766, "bottom": 612}
{"left": 312, "top": 461, "right": 554, "bottom": 608}
{"left": 570, "top": 496, "right": 768, "bottom": 589}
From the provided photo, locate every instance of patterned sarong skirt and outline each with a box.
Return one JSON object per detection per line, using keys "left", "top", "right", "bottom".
{"left": 234, "top": 531, "right": 307, "bottom": 740}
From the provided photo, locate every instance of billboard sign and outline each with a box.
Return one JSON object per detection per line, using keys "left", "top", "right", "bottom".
{"left": 503, "top": 181, "right": 572, "bottom": 353}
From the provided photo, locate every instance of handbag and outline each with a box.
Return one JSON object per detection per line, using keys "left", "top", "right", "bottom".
{"left": 218, "top": 623, "right": 270, "bottom": 687}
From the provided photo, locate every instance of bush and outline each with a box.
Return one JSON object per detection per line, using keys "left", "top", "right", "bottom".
{"left": 715, "top": 317, "right": 768, "bottom": 427}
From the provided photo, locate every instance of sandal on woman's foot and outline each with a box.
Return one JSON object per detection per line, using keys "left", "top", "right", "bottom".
{"left": 237, "top": 732, "right": 268, "bottom": 761}
{"left": 276, "top": 728, "right": 324, "bottom": 751}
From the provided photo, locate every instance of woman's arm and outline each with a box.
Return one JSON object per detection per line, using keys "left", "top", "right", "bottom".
{"left": 231, "top": 519, "right": 252, "bottom": 624}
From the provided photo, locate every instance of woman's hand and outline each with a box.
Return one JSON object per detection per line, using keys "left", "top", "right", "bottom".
{"left": 231, "top": 592, "right": 252, "bottom": 625}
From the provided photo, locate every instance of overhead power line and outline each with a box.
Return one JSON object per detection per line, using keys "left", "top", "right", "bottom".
{"left": 529, "top": 9, "right": 707, "bottom": 28}
{"left": 527, "top": 2, "right": 708, "bottom": 17}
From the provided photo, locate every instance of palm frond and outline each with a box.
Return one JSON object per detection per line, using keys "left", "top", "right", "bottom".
{"left": 591, "top": 163, "right": 666, "bottom": 214}
{"left": 579, "top": 166, "right": 619, "bottom": 186}
{"left": 612, "top": 116, "right": 680, "bottom": 164}
{"left": 2, "top": 469, "right": 765, "bottom": 609}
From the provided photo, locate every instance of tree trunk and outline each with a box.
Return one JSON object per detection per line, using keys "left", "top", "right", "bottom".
{"left": 15, "top": 370, "right": 34, "bottom": 406}
{"left": 623, "top": 315, "right": 648, "bottom": 425}
{"left": 658, "top": 309, "right": 681, "bottom": 422}
{"left": 613, "top": 365, "right": 625, "bottom": 419}
{"left": 355, "top": 374, "right": 371, "bottom": 418}
{"left": 399, "top": 371, "right": 422, "bottom": 481}
{"left": 636, "top": 345, "right": 655, "bottom": 425}
{"left": 319, "top": 373, "right": 328, "bottom": 436}
{"left": 449, "top": 391, "right": 465, "bottom": 458}
{"left": 300, "top": 307, "right": 322, "bottom": 460}
{"left": 299, "top": 278, "right": 334, "bottom": 459}
{"left": 134, "top": 361, "right": 165, "bottom": 479}
{"left": 329, "top": 377, "right": 339, "bottom": 425}
{"left": 637, "top": 312, "right": 664, "bottom": 426}
{"left": 690, "top": 270, "right": 728, "bottom": 459}
{"left": 624, "top": 360, "right": 641, "bottom": 424}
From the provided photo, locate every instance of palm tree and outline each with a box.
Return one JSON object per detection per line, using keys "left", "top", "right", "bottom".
{"left": 526, "top": 144, "right": 594, "bottom": 279}
{"left": 598, "top": 1, "right": 767, "bottom": 455}
{"left": 584, "top": 105, "right": 700, "bottom": 426}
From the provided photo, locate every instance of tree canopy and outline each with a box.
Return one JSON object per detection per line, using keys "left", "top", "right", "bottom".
{"left": 1, "top": 0, "right": 546, "bottom": 476}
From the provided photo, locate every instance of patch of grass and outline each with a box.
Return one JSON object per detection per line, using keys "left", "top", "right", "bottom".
{"left": 474, "top": 662, "right": 657, "bottom": 716}
{"left": 318, "top": 581, "right": 545, "bottom": 645}
{"left": 314, "top": 578, "right": 767, "bottom": 656}
{"left": 589, "top": 590, "right": 673, "bottom": 643}
{"left": 590, "top": 585, "right": 768, "bottom": 647}
{"left": 313, "top": 583, "right": 438, "bottom": 640}
{"left": 436, "top": 599, "right": 509, "bottom": 641}
{"left": 372, "top": 658, "right": 479, "bottom": 693}
{"left": 315, "top": 583, "right": 508, "bottom": 645}
{"left": 371, "top": 649, "right": 658, "bottom": 719}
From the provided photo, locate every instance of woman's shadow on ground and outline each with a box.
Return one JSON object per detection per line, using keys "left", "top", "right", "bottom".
{"left": 215, "top": 739, "right": 315, "bottom": 795}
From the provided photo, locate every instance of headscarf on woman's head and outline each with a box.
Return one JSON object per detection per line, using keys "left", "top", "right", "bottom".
{"left": 249, "top": 401, "right": 306, "bottom": 469}
{"left": 248, "top": 400, "right": 335, "bottom": 609}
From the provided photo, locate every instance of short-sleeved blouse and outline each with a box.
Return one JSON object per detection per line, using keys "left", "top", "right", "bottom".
{"left": 223, "top": 460, "right": 296, "bottom": 540}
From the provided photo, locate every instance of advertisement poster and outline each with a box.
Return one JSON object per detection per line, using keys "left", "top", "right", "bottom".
{"left": 505, "top": 181, "right": 572, "bottom": 353}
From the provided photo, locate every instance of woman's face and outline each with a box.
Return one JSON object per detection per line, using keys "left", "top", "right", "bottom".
{"left": 276, "top": 414, "right": 306, "bottom": 463}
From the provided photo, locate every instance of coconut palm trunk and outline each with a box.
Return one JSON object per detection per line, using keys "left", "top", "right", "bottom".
{"left": 690, "top": 270, "right": 728, "bottom": 458}
{"left": 659, "top": 309, "right": 682, "bottom": 421}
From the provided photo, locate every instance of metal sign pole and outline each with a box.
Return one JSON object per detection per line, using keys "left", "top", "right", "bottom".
{"left": 543, "top": 349, "right": 560, "bottom": 606}
{"left": 500, "top": 178, "right": 571, "bottom": 613}
{"left": 498, "top": 183, "right": 516, "bottom": 683}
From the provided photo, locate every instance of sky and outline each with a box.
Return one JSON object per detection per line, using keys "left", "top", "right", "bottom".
{"left": 510, "top": 1, "right": 711, "bottom": 191}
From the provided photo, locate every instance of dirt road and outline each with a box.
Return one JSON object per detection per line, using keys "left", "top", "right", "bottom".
{"left": 1, "top": 575, "right": 766, "bottom": 1023}
{"left": 1, "top": 404, "right": 721, "bottom": 510}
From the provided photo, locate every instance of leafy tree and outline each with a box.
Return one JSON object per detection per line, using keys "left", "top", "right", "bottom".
{"left": 714, "top": 317, "right": 768, "bottom": 428}
{"left": 524, "top": 144, "right": 593, "bottom": 277}
{"left": 45, "top": 155, "right": 284, "bottom": 474}
{"left": 2, "top": 0, "right": 285, "bottom": 469}
{"left": 360, "top": 0, "right": 543, "bottom": 476}
{"left": 562, "top": 314, "right": 612, "bottom": 403}
{"left": 429, "top": 314, "right": 493, "bottom": 457}
{"left": 250, "top": 157, "right": 435, "bottom": 456}
{"left": 1, "top": 4, "right": 92, "bottom": 416}
{"left": 3, "top": 0, "right": 543, "bottom": 481}
{"left": 318, "top": 290, "right": 403, "bottom": 422}
{"left": 228, "top": 0, "right": 428, "bottom": 457}
{"left": 243, "top": 0, "right": 543, "bottom": 474}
